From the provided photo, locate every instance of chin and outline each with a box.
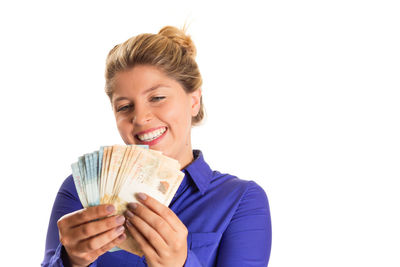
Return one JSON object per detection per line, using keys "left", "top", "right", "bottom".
{"left": 151, "top": 144, "right": 168, "bottom": 154}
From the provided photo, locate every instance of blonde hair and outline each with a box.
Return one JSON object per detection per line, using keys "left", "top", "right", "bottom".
{"left": 105, "top": 26, "right": 204, "bottom": 125}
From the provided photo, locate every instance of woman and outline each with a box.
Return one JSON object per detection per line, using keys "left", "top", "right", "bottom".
{"left": 42, "top": 26, "right": 272, "bottom": 267}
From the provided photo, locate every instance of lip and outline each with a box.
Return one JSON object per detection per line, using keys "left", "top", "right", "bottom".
{"left": 135, "top": 126, "right": 166, "bottom": 136}
{"left": 135, "top": 126, "right": 167, "bottom": 146}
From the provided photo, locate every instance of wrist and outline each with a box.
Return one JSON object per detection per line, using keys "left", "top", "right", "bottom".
{"left": 61, "top": 246, "right": 90, "bottom": 267}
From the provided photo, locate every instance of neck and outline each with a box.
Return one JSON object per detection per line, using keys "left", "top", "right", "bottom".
{"left": 179, "top": 141, "right": 194, "bottom": 169}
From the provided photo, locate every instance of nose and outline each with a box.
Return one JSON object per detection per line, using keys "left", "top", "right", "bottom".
{"left": 131, "top": 104, "right": 152, "bottom": 125}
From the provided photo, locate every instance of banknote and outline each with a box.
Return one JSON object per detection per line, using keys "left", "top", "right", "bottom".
{"left": 71, "top": 162, "right": 88, "bottom": 207}
{"left": 71, "top": 144, "right": 184, "bottom": 256}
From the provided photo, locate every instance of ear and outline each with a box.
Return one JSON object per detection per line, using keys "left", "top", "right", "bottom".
{"left": 190, "top": 88, "right": 202, "bottom": 117}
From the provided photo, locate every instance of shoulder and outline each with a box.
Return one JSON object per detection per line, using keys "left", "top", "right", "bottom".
{"left": 61, "top": 174, "right": 75, "bottom": 188}
{"left": 211, "top": 170, "right": 267, "bottom": 195}
{"left": 207, "top": 171, "right": 271, "bottom": 237}
{"left": 208, "top": 170, "right": 269, "bottom": 209}
{"left": 56, "top": 174, "right": 80, "bottom": 202}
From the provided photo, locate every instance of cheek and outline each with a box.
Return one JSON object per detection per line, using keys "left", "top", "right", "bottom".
{"left": 162, "top": 101, "right": 192, "bottom": 133}
{"left": 116, "top": 116, "right": 133, "bottom": 136}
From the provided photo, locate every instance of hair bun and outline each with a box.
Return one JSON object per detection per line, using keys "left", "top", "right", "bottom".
{"left": 158, "top": 26, "right": 197, "bottom": 58}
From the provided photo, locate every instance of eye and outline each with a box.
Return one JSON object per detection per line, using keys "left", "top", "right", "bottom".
{"left": 117, "top": 104, "right": 133, "bottom": 112}
{"left": 150, "top": 96, "right": 165, "bottom": 102}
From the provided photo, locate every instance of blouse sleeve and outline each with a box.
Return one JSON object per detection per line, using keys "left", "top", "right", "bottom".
{"left": 41, "top": 176, "right": 87, "bottom": 267}
{"left": 216, "top": 181, "right": 272, "bottom": 266}
{"left": 183, "top": 250, "right": 204, "bottom": 266}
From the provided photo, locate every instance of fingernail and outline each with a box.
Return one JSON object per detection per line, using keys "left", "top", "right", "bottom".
{"left": 107, "top": 205, "right": 115, "bottom": 213}
{"left": 118, "top": 233, "right": 126, "bottom": 240}
{"left": 116, "top": 225, "right": 125, "bottom": 234}
{"left": 116, "top": 215, "right": 125, "bottom": 224}
{"left": 137, "top": 193, "right": 147, "bottom": 201}
{"left": 126, "top": 220, "right": 133, "bottom": 227}
{"left": 128, "top": 202, "right": 138, "bottom": 210}
{"left": 125, "top": 210, "right": 134, "bottom": 218}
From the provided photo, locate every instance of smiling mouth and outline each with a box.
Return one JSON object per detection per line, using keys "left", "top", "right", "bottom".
{"left": 136, "top": 127, "right": 167, "bottom": 142}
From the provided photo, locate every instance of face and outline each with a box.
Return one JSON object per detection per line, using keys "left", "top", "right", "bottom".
{"left": 111, "top": 64, "right": 201, "bottom": 169}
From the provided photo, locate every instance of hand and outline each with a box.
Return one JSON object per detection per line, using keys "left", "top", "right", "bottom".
{"left": 124, "top": 193, "right": 188, "bottom": 267}
{"left": 57, "top": 204, "right": 127, "bottom": 267}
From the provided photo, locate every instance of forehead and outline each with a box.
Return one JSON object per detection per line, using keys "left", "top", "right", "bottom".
{"left": 114, "top": 65, "right": 166, "bottom": 89}
{"left": 112, "top": 65, "right": 183, "bottom": 99}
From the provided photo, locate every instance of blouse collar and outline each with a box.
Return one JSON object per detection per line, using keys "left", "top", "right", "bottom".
{"left": 183, "top": 150, "right": 213, "bottom": 195}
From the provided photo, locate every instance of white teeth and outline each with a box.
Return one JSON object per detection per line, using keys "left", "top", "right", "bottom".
{"left": 138, "top": 127, "right": 166, "bottom": 142}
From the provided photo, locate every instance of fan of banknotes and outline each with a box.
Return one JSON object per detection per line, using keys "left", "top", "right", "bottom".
{"left": 71, "top": 144, "right": 184, "bottom": 256}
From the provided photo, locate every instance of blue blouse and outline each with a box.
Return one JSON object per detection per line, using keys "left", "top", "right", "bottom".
{"left": 42, "top": 150, "right": 272, "bottom": 266}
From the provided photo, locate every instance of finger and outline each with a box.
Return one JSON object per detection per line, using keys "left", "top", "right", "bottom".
{"left": 69, "top": 214, "right": 125, "bottom": 241}
{"left": 76, "top": 225, "right": 126, "bottom": 253}
{"left": 125, "top": 220, "right": 159, "bottom": 260}
{"left": 58, "top": 204, "right": 116, "bottom": 229}
{"left": 89, "top": 233, "right": 127, "bottom": 259}
{"left": 127, "top": 203, "right": 173, "bottom": 242}
{"left": 125, "top": 209, "right": 168, "bottom": 252}
{"left": 135, "top": 193, "right": 184, "bottom": 232}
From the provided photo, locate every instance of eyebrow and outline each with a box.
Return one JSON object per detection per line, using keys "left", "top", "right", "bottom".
{"left": 113, "top": 84, "right": 169, "bottom": 103}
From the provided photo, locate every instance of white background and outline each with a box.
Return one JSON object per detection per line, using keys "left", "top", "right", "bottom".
{"left": 0, "top": 0, "right": 399, "bottom": 266}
